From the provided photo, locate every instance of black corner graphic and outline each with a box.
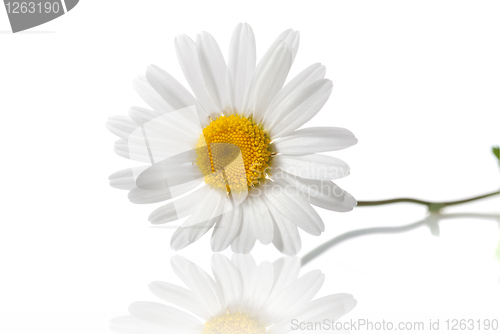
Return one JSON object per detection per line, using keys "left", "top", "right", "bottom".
{"left": 3, "top": 0, "right": 79, "bottom": 33}
{"left": 64, "top": 0, "right": 78, "bottom": 11}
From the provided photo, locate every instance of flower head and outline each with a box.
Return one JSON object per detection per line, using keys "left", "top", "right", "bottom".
{"left": 107, "top": 23, "right": 358, "bottom": 255}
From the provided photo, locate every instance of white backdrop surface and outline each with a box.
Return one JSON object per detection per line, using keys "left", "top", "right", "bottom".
{"left": 0, "top": 1, "right": 499, "bottom": 333}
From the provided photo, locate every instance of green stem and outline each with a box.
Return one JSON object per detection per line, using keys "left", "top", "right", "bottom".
{"left": 357, "top": 190, "right": 499, "bottom": 211}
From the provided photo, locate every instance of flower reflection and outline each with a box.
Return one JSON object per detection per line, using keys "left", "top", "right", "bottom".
{"left": 110, "top": 255, "right": 356, "bottom": 334}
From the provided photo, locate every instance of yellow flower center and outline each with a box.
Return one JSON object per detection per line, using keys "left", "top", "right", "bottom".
{"left": 195, "top": 114, "right": 272, "bottom": 193}
{"left": 202, "top": 312, "right": 267, "bottom": 334}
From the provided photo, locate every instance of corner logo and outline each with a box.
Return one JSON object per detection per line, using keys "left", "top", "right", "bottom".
{"left": 3, "top": 0, "right": 78, "bottom": 33}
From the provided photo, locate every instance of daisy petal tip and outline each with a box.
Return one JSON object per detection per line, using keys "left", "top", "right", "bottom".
{"left": 210, "top": 241, "right": 225, "bottom": 253}
{"left": 196, "top": 31, "right": 209, "bottom": 42}
{"left": 148, "top": 281, "right": 159, "bottom": 288}
{"left": 241, "top": 22, "right": 252, "bottom": 29}
{"left": 309, "top": 224, "right": 323, "bottom": 236}
{"left": 147, "top": 282, "right": 159, "bottom": 295}
{"left": 241, "top": 23, "right": 255, "bottom": 35}
{"left": 104, "top": 118, "right": 112, "bottom": 129}
{"left": 169, "top": 240, "right": 180, "bottom": 251}
{"left": 276, "top": 41, "right": 292, "bottom": 53}
{"left": 147, "top": 213, "right": 163, "bottom": 225}
{"left": 146, "top": 64, "right": 159, "bottom": 73}
{"left": 170, "top": 254, "right": 185, "bottom": 266}
{"left": 310, "top": 230, "right": 322, "bottom": 237}
{"left": 147, "top": 212, "right": 156, "bottom": 223}
{"left": 281, "top": 28, "right": 294, "bottom": 35}
{"left": 307, "top": 269, "right": 323, "bottom": 278}
{"left": 174, "top": 34, "right": 192, "bottom": 46}
{"left": 170, "top": 235, "right": 193, "bottom": 252}
{"left": 309, "top": 62, "right": 324, "bottom": 71}
{"left": 350, "top": 298, "right": 358, "bottom": 311}
{"left": 168, "top": 242, "right": 180, "bottom": 253}
{"left": 127, "top": 301, "right": 142, "bottom": 314}
{"left": 337, "top": 293, "right": 358, "bottom": 314}
{"left": 281, "top": 247, "right": 300, "bottom": 257}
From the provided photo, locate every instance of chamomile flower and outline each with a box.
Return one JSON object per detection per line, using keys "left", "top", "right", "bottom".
{"left": 107, "top": 23, "right": 357, "bottom": 255}
{"left": 110, "top": 255, "right": 356, "bottom": 334}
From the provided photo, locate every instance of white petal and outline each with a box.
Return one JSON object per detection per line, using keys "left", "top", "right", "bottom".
{"left": 128, "top": 107, "right": 163, "bottom": 126}
{"left": 143, "top": 185, "right": 203, "bottom": 207}
{"left": 149, "top": 186, "right": 210, "bottom": 224}
{"left": 298, "top": 294, "right": 357, "bottom": 323}
{"left": 276, "top": 170, "right": 357, "bottom": 211}
{"left": 263, "top": 182, "right": 324, "bottom": 235}
{"left": 242, "top": 43, "right": 293, "bottom": 123}
{"left": 138, "top": 107, "right": 202, "bottom": 145}
{"left": 242, "top": 28, "right": 298, "bottom": 120}
{"left": 109, "top": 168, "right": 138, "bottom": 190}
{"left": 211, "top": 205, "right": 242, "bottom": 252}
{"left": 272, "top": 127, "right": 357, "bottom": 155}
{"left": 128, "top": 104, "right": 206, "bottom": 136}
{"left": 170, "top": 216, "right": 219, "bottom": 251}
{"left": 146, "top": 66, "right": 210, "bottom": 128}
{"left": 230, "top": 254, "right": 257, "bottom": 303}
{"left": 106, "top": 116, "right": 138, "bottom": 139}
{"left": 269, "top": 79, "right": 333, "bottom": 138}
{"left": 211, "top": 254, "right": 243, "bottom": 314}
{"left": 263, "top": 29, "right": 300, "bottom": 64}
{"left": 114, "top": 137, "right": 193, "bottom": 164}
{"left": 128, "top": 302, "right": 202, "bottom": 331}
{"left": 136, "top": 154, "right": 203, "bottom": 190}
{"left": 145, "top": 65, "right": 197, "bottom": 110}
{"left": 231, "top": 219, "right": 256, "bottom": 254}
{"left": 267, "top": 202, "right": 302, "bottom": 256}
{"left": 271, "top": 294, "right": 356, "bottom": 333}
{"left": 231, "top": 254, "right": 257, "bottom": 279}
{"left": 114, "top": 138, "right": 160, "bottom": 163}
{"left": 263, "top": 270, "right": 325, "bottom": 323}
{"left": 245, "top": 195, "right": 274, "bottom": 245}
{"left": 241, "top": 261, "right": 274, "bottom": 316}
{"left": 181, "top": 187, "right": 228, "bottom": 228}
{"left": 128, "top": 179, "right": 202, "bottom": 204}
{"left": 228, "top": 23, "right": 256, "bottom": 113}
{"left": 277, "top": 29, "right": 300, "bottom": 61}
{"left": 196, "top": 31, "right": 230, "bottom": 111}
{"left": 175, "top": 35, "right": 221, "bottom": 119}
{"left": 268, "top": 257, "right": 301, "bottom": 302}
{"left": 148, "top": 281, "right": 208, "bottom": 319}
{"left": 113, "top": 139, "right": 137, "bottom": 161}
{"left": 113, "top": 116, "right": 199, "bottom": 164}
{"left": 262, "top": 63, "right": 325, "bottom": 129}
{"left": 171, "top": 256, "right": 226, "bottom": 317}
{"left": 133, "top": 76, "right": 173, "bottom": 114}
{"left": 273, "top": 154, "right": 350, "bottom": 180}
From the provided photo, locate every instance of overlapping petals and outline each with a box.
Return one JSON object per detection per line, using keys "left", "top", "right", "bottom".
{"left": 110, "top": 255, "right": 356, "bottom": 334}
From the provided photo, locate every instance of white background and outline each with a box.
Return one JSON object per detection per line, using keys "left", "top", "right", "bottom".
{"left": 0, "top": 0, "right": 499, "bottom": 333}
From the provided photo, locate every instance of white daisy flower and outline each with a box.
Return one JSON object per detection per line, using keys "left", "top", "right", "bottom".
{"left": 110, "top": 255, "right": 356, "bottom": 334}
{"left": 107, "top": 23, "right": 358, "bottom": 255}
